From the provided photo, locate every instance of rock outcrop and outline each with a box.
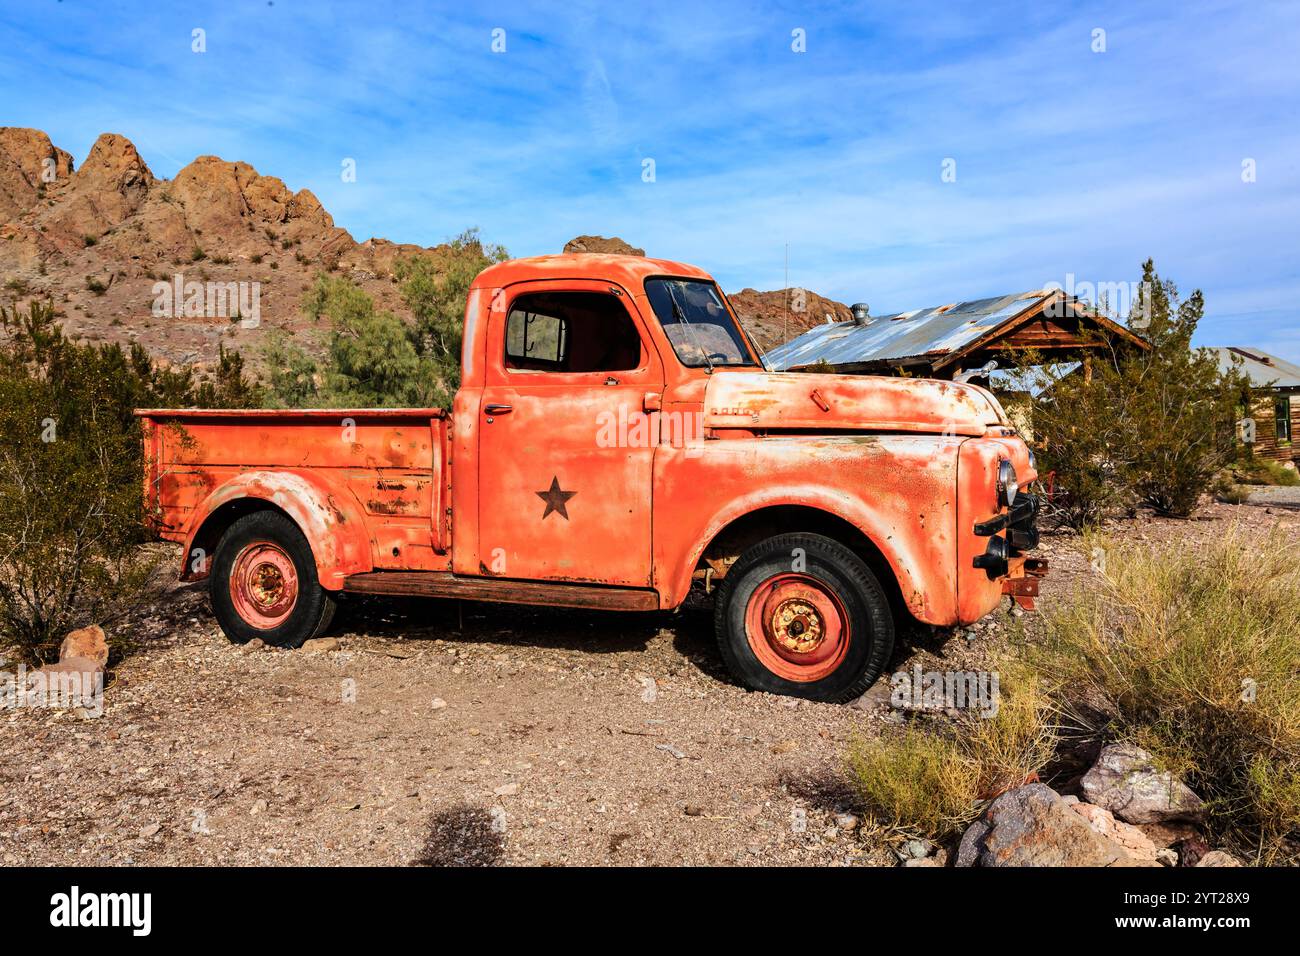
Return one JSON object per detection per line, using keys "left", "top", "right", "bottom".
{"left": 0, "top": 127, "right": 74, "bottom": 222}
{"left": 562, "top": 234, "right": 644, "bottom": 256}
{"left": 1081, "top": 743, "right": 1207, "bottom": 824}
{"left": 727, "top": 287, "right": 853, "bottom": 352}
{"left": 955, "top": 783, "right": 1149, "bottom": 867}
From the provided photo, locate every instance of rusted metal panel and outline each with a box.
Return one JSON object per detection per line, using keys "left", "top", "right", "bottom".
{"left": 473, "top": 277, "right": 663, "bottom": 587}
{"left": 765, "top": 289, "right": 1149, "bottom": 374}
{"left": 138, "top": 409, "right": 449, "bottom": 586}
{"left": 702, "top": 369, "right": 1007, "bottom": 434}
{"left": 342, "top": 571, "right": 659, "bottom": 611}
{"left": 653, "top": 432, "right": 964, "bottom": 623}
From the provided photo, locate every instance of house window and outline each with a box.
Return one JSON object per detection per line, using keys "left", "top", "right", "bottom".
{"left": 1276, "top": 397, "right": 1292, "bottom": 445}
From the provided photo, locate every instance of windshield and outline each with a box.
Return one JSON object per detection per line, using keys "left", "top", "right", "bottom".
{"left": 644, "top": 278, "right": 758, "bottom": 368}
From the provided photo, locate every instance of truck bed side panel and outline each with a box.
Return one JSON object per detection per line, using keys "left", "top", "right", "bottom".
{"left": 139, "top": 410, "right": 451, "bottom": 575}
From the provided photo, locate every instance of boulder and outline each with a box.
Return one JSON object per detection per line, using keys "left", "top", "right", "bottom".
{"left": 1195, "top": 850, "right": 1243, "bottom": 868}
{"left": 58, "top": 625, "right": 108, "bottom": 669}
{"left": 955, "top": 784, "right": 1148, "bottom": 867}
{"left": 32, "top": 656, "right": 103, "bottom": 680}
{"left": 562, "top": 235, "right": 645, "bottom": 256}
{"left": 1070, "top": 801, "right": 1162, "bottom": 865}
{"left": 1080, "top": 743, "right": 1205, "bottom": 824}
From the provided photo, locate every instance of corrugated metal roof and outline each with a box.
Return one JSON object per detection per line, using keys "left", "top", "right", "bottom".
{"left": 1210, "top": 347, "right": 1300, "bottom": 390}
{"left": 765, "top": 290, "right": 1050, "bottom": 371}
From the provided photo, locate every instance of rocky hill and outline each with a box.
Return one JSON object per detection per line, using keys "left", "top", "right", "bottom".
{"left": 0, "top": 129, "right": 844, "bottom": 368}
{"left": 726, "top": 287, "right": 853, "bottom": 353}
{"left": 0, "top": 129, "right": 456, "bottom": 369}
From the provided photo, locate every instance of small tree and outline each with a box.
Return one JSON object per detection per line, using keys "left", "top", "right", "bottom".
{"left": 1120, "top": 261, "right": 1250, "bottom": 515}
{"left": 267, "top": 230, "right": 509, "bottom": 411}
{"left": 1020, "top": 259, "right": 1250, "bottom": 528}
{"left": 396, "top": 228, "right": 508, "bottom": 407}
{"left": 266, "top": 274, "right": 439, "bottom": 408}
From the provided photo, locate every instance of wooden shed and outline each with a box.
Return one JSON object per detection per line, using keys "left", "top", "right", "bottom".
{"left": 764, "top": 289, "right": 1149, "bottom": 381}
{"left": 1211, "top": 347, "right": 1300, "bottom": 464}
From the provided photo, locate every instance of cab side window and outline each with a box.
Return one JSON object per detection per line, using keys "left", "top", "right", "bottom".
{"left": 504, "top": 292, "right": 642, "bottom": 372}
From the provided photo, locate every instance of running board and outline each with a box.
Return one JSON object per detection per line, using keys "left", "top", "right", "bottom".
{"left": 341, "top": 571, "right": 660, "bottom": 612}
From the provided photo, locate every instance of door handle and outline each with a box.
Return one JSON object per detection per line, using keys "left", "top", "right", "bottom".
{"left": 484, "top": 403, "right": 513, "bottom": 415}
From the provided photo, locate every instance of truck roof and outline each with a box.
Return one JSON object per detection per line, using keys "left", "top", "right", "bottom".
{"left": 471, "top": 253, "right": 713, "bottom": 291}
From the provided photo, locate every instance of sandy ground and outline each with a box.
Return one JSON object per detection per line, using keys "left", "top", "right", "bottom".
{"left": 2, "top": 495, "right": 1296, "bottom": 866}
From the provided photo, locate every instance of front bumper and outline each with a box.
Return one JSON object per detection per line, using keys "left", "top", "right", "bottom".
{"left": 972, "top": 492, "right": 1048, "bottom": 609}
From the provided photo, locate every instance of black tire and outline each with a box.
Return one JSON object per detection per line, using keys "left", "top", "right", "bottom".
{"left": 713, "top": 532, "right": 894, "bottom": 702}
{"left": 210, "top": 510, "right": 337, "bottom": 648}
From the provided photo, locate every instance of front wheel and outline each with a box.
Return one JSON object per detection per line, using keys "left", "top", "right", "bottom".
{"left": 713, "top": 533, "right": 894, "bottom": 702}
{"left": 210, "top": 510, "right": 336, "bottom": 647}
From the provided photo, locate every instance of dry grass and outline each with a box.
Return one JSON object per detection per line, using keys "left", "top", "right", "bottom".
{"left": 1034, "top": 527, "right": 1300, "bottom": 862}
{"left": 846, "top": 670, "right": 1057, "bottom": 839}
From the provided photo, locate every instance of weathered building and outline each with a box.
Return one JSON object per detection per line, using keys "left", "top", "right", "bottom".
{"left": 1210, "top": 347, "right": 1300, "bottom": 464}
{"left": 764, "top": 288, "right": 1149, "bottom": 381}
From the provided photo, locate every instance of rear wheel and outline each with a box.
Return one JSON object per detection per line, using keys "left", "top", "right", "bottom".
{"left": 714, "top": 533, "right": 894, "bottom": 702}
{"left": 210, "top": 510, "right": 336, "bottom": 648}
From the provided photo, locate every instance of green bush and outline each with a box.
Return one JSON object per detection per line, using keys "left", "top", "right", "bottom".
{"left": 1231, "top": 456, "right": 1300, "bottom": 487}
{"left": 263, "top": 228, "right": 509, "bottom": 411}
{"left": 0, "top": 300, "right": 259, "bottom": 665}
{"left": 1018, "top": 259, "right": 1252, "bottom": 528}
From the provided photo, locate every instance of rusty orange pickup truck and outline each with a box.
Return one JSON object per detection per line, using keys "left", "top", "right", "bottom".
{"left": 138, "top": 253, "right": 1043, "bottom": 702}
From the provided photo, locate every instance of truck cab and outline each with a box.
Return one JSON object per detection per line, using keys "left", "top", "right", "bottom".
{"left": 139, "top": 253, "right": 1043, "bottom": 702}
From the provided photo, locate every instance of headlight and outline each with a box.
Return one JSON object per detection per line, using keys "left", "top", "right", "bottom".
{"left": 1027, "top": 447, "right": 1037, "bottom": 474}
{"left": 997, "top": 458, "right": 1018, "bottom": 508}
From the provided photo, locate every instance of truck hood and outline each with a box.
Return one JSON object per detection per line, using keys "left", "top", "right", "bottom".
{"left": 701, "top": 370, "right": 1008, "bottom": 436}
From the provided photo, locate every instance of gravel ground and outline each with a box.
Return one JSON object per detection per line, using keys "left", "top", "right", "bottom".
{"left": 2, "top": 496, "right": 1296, "bottom": 867}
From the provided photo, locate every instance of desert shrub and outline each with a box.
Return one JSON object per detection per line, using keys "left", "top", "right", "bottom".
{"left": 396, "top": 227, "right": 509, "bottom": 408}
{"left": 1230, "top": 456, "right": 1300, "bottom": 487}
{"left": 1034, "top": 530, "right": 1300, "bottom": 862}
{"left": 1213, "top": 478, "right": 1252, "bottom": 504}
{"left": 266, "top": 274, "right": 440, "bottom": 408}
{"left": 847, "top": 670, "right": 1057, "bottom": 839}
{"left": 264, "top": 229, "right": 508, "bottom": 411}
{"left": 847, "top": 727, "right": 978, "bottom": 838}
{"left": 0, "top": 300, "right": 259, "bottom": 664}
{"left": 1017, "top": 260, "right": 1251, "bottom": 528}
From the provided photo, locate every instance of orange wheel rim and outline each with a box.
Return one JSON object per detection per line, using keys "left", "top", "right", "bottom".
{"left": 230, "top": 542, "right": 298, "bottom": 629}
{"left": 744, "top": 573, "right": 850, "bottom": 683}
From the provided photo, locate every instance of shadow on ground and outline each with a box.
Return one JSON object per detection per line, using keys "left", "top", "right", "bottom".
{"left": 411, "top": 804, "right": 505, "bottom": 867}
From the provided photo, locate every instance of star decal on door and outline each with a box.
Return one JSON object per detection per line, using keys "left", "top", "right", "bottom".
{"left": 536, "top": 475, "right": 577, "bottom": 520}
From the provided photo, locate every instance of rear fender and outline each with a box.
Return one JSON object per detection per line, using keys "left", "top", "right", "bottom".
{"left": 180, "top": 470, "right": 374, "bottom": 590}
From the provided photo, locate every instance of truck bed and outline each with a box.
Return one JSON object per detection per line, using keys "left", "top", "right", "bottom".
{"left": 137, "top": 407, "right": 452, "bottom": 574}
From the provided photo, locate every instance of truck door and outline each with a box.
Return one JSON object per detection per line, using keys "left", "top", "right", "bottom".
{"left": 476, "top": 279, "right": 664, "bottom": 586}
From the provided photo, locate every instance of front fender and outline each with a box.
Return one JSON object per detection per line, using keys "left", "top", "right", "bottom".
{"left": 180, "top": 470, "right": 374, "bottom": 590}
{"left": 662, "top": 482, "right": 958, "bottom": 625}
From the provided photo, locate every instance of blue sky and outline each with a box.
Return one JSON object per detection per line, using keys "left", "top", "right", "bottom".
{"left": 2, "top": 0, "right": 1297, "bottom": 361}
